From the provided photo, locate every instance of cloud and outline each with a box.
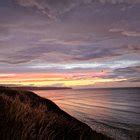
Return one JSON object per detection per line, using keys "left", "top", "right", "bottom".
{"left": 0, "top": 47, "right": 102, "bottom": 64}
{"left": 14, "top": 0, "right": 140, "bottom": 21}
{"left": 15, "top": 0, "right": 37, "bottom": 7}
{"left": 109, "top": 28, "right": 140, "bottom": 37}
{"left": 97, "top": 0, "right": 140, "bottom": 4}
{"left": 15, "top": 0, "right": 55, "bottom": 19}
{"left": 0, "top": 41, "right": 139, "bottom": 64}
{"left": 114, "top": 66, "right": 140, "bottom": 74}
{"left": 0, "top": 0, "right": 140, "bottom": 81}
{"left": 12, "top": 60, "right": 140, "bottom": 72}
{"left": 104, "top": 66, "right": 140, "bottom": 82}
{"left": 15, "top": 0, "right": 80, "bottom": 19}
{"left": 122, "top": 31, "right": 140, "bottom": 37}
{"left": 0, "top": 15, "right": 139, "bottom": 65}
{"left": 128, "top": 78, "right": 140, "bottom": 83}
{"left": 0, "top": 74, "right": 16, "bottom": 77}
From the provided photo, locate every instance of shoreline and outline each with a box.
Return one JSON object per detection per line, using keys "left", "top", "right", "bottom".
{"left": 0, "top": 86, "right": 111, "bottom": 140}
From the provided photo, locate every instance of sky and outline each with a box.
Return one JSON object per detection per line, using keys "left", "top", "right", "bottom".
{"left": 0, "top": 0, "right": 140, "bottom": 88}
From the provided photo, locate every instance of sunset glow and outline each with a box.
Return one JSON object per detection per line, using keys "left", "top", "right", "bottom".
{"left": 0, "top": 72, "right": 127, "bottom": 87}
{"left": 0, "top": 0, "right": 140, "bottom": 88}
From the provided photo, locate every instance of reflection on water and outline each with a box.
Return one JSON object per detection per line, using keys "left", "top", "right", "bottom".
{"left": 33, "top": 88, "right": 140, "bottom": 140}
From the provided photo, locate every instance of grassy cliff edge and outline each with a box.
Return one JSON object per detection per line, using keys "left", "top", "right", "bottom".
{"left": 0, "top": 86, "right": 111, "bottom": 140}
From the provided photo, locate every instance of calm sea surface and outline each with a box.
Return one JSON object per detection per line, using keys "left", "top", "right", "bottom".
{"left": 33, "top": 88, "right": 140, "bottom": 140}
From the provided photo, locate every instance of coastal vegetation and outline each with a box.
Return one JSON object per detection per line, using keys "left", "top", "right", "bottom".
{"left": 0, "top": 86, "right": 111, "bottom": 140}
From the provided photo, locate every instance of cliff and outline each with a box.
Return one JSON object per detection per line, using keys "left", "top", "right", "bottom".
{"left": 0, "top": 86, "right": 111, "bottom": 140}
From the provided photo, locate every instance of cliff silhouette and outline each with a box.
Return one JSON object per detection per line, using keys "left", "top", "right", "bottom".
{"left": 0, "top": 86, "right": 111, "bottom": 140}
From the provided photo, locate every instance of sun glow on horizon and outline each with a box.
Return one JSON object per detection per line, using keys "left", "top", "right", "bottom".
{"left": 0, "top": 72, "right": 126, "bottom": 87}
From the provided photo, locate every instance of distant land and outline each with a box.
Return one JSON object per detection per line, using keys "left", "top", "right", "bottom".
{"left": 77, "top": 87, "right": 140, "bottom": 90}
{"left": 1, "top": 85, "right": 140, "bottom": 91}
{"left": 12, "top": 86, "right": 72, "bottom": 91}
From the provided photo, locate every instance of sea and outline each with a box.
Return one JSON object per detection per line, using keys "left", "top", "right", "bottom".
{"left": 33, "top": 88, "right": 140, "bottom": 140}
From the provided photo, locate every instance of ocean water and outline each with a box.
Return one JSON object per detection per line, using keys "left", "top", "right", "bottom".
{"left": 33, "top": 88, "right": 140, "bottom": 140}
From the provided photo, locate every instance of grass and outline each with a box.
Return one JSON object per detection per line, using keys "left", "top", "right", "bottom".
{"left": 0, "top": 86, "right": 112, "bottom": 140}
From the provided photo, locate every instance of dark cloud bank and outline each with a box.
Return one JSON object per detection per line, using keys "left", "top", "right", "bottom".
{"left": 0, "top": 0, "right": 140, "bottom": 86}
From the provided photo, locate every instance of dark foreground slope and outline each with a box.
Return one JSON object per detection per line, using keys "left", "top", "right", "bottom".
{"left": 0, "top": 86, "right": 111, "bottom": 140}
